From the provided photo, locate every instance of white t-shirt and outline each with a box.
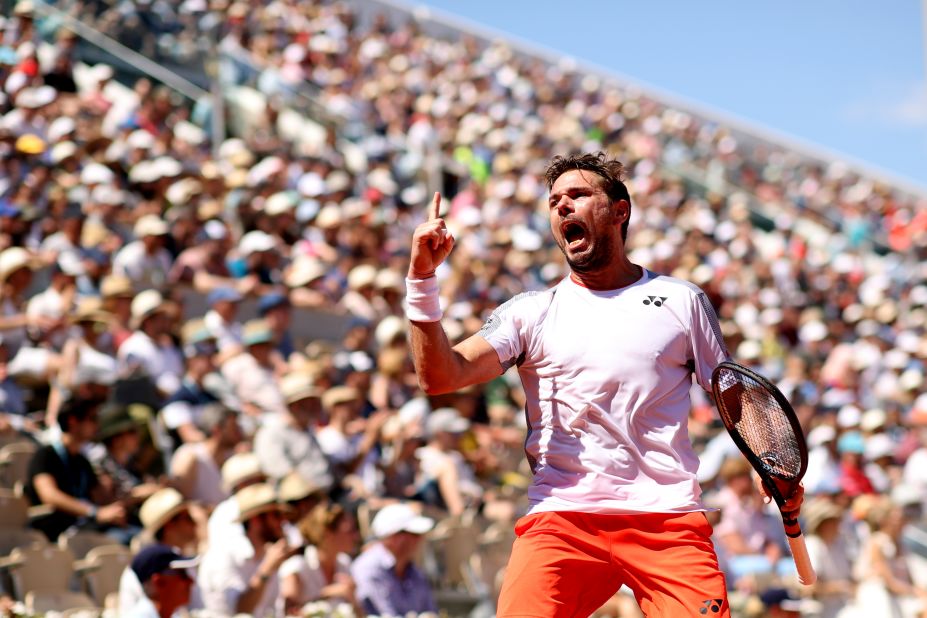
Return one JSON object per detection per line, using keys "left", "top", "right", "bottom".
{"left": 277, "top": 545, "right": 352, "bottom": 612}
{"left": 479, "top": 271, "right": 728, "bottom": 514}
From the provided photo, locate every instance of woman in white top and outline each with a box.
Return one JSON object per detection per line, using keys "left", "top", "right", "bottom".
{"left": 47, "top": 298, "right": 118, "bottom": 427}
{"left": 802, "top": 499, "right": 854, "bottom": 618}
{"left": 279, "top": 502, "right": 362, "bottom": 616}
{"left": 853, "top": 497, "right": 927, "bottom": 618}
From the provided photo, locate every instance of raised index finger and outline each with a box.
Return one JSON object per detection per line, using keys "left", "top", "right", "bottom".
{"left": 429, "top": 192, "right": 442, "bottom": 220}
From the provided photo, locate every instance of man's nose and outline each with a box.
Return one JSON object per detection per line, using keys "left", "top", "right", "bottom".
{"left": 555, "top": 197, "right": 573, "bottom": 215}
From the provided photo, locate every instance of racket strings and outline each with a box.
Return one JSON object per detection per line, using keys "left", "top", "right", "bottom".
{"left": 716, "top": 370, "right": 802, "bottom": 480}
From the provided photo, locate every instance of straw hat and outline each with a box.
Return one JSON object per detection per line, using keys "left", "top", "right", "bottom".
{"left": 130, "top": 289, "right": 168, "bottom": 328}
{"left": 70, "top": 298, "right": 112, "bottom": 325}
{"left": 280, "top": 373, "right": 321, "bottom": 405}
{"left": 322, "top": 386, "right": 360, "bottom": 410}
{"left": 278, "top": 471, "right": 328, "bottom": 503}
{"left": 100, "top": 275, "right": 135, "bottom": 299}
{"left": 140, "top": 488, "right": 191, "bottom": 535}
{"left": 221, "top": 453, "right": 264, "bottom": 492}
{"left": 134, "top": 214, "right": 169, "bottom": 238}
{"left": 0, "top": 247, "right": 38, "bottom": 283}
{"left": 285, "top": 256, "right": 327, "bottom": 288}
{"left": 802, "top": 499, "right": 843, "bottom": 535}
{"left": 235, "top": 483, "right": 282, "bottom": 522}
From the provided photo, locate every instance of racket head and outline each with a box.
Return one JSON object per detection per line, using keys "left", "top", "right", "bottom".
{"left": 711, "top": 361, "right": 808, "bottom": 508}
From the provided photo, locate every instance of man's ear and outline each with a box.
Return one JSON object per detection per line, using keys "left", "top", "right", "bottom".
{"left": 613, "top": 199, "right": 630, "bottom": 225}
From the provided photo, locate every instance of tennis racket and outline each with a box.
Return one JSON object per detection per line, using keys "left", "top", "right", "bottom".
{"left": 710, "top": 360, "right": 816, "bottom": 586}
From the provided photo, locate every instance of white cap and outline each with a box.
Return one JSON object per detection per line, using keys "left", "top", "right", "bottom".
{"left": 239, "top": 230, "right": 276, "bottom": 256}
{"left": 426, "top": 407, "right": 470, "bottom": 437}
{"left": 81, "top": 162, "right": 115, "bottom": 186}
{"left": 807, "top": 425, "right": 836, "bottom": 448}
{"left": 837, "top": 405, "right": 862, "bottom": 428}
{"left": 264, "top": 191, "right": 296, "bottom": 216}
{"left": 860, "top": 408, "right": 887, "bottom": 432}
{"left": 134, "top": 215, "right": 169, "bottom": 238}
{"left": 370, "top": 503, "right": 434, "bottom": 538}
{"left": 285, "top": 256, "right": 326, "bottom": 288}
{"left": 347, "top": 264, "right": 377, "bottom": 290}
{"left": 864, "top": 433, "right": 894, "bottom": 461}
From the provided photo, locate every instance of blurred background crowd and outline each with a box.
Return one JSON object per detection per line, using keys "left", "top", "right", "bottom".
{"left": 0, "top": 0, "right": 925, "bottom": 616}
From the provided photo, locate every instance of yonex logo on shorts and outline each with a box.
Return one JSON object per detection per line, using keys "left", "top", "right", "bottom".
{"left": 643, "top": 295, "right": 667, "bottom": 307}
{"left": 698, "top": 598, "right": 724, "bottom": 614}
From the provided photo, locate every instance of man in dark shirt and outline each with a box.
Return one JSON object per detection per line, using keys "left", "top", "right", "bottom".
{"left": 25, "top": 397, "right": 126, "bottom": 540}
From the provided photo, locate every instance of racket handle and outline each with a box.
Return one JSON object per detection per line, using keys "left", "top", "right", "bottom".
{"left": 787, "top": 533, "right": 817, "bottom": 586}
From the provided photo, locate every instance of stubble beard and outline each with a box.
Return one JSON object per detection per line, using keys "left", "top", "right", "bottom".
{"left": 561, "top": 236, "right": 615, "bottom": 274}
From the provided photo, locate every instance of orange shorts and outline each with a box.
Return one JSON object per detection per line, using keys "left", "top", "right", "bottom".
{"left": 496, "top": 511, "right": 729, "bottom": 617}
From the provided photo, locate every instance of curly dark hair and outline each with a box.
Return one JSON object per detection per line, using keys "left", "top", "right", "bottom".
{"left": 544, "top": 152, "right": 632, "bottom": 240}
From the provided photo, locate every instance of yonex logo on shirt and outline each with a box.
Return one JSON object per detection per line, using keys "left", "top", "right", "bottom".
{"left": 643, "top": 295, "right": 667, "bottom": 307}
{"left": 698, "top": 598, "right": 724, "bottom": 614}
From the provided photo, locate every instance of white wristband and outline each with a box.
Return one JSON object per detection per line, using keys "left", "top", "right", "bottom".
{"left": 405, "top": 276, "right": 442, "bottom": 322}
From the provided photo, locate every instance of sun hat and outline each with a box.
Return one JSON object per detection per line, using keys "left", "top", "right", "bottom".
{"left": 278, "top": 471, "right": 328, "bottom": 503}
{"left": 130, "top": 289, "right": 168, "bottom": 328}
{"left": 221, "top": 453, "right": 264, "bottom": 492}
{"left": 100, "top": 275, "right": 135, "bottom": 299}
{"left": 0, "top": 247, "right": 38, "bottom": 282}
{"left": 239, "top": 230, "right": 276, "bottom": 256}
{"left": 96, "top": 402, "right": 140, "bottom": 441}
{"left": 280, "top": 373, "right": 321, "bottom": 405}
{"left": 241, "top": 319, "right": 274, "bottom": 347}
{"left": 140, "top": 487, "right": 191, "bottom": 535}
{"left": 321, "top": 386, "right": 360, "bottom": 410}
{"left": 370, "top": 502, "right": 434, "bottom": 538}
{"left": 802, "top": 499, "right": 843, "bottom": 535}
{"left": 426, "top": 408, "right": 470, "bottom": 437}
{"left": 235, "top": 483, "right": 283, "bottom": 522}
{"left": 134, "top": 214, "right": 169, "bottom": 238}
{"left": 285, "top": 256, "right": 327, "bottom": 288}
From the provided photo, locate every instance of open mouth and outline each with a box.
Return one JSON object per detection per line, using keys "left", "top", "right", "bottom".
{"left": 561, "top": 221, "right": 587, "bottom": 249}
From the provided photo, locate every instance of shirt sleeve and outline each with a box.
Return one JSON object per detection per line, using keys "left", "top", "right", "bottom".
{"left": 477, "top": 291, "right": 548, "bottom": 371}
{"left": 687, "top": 288, "right": 730, "bottom": 390}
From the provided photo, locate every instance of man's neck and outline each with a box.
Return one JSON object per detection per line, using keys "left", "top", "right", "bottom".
{"left": 569, "top": 260, "right": 642, "bottom": 291}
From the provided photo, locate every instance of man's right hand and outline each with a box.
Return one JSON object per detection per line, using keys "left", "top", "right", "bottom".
{"left": 408, "top": 192, "right": 455, "bottom": 279}
{"left": 260, "top": 538, "right": 299, "bottom": 574}
{"left": 96, "top": 502, "right": 127, "bottom": 526}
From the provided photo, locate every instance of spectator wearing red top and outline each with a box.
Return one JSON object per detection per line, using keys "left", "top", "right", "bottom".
{"left": 837, "top": 431, "right": 875, "bottom": 497}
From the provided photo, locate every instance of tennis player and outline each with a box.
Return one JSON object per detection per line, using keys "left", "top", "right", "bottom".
{"left": 407, "top": 152, "right": 744, "bottom": 617}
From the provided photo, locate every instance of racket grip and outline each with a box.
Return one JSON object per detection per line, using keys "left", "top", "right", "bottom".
{"left": 787, "top": 533, "right": 817, "bottom": 586}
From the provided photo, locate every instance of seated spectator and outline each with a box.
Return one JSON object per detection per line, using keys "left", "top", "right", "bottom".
{"left": 199, "top": 483, "right": 297, "bottom": 617}
{"left": 170, "top": 404, "right": 241, "bottom": 508}
{"left": 206, "top": 452, "right": 268, "bottom": 550}
{"left": 710, "top": 457, "right": 783, "bottom": 583}
{"left": 0, "top": 247, "right": 57, "bottom": 382}
{"left": 204, "top": 287, "right": 244, "bottom": 356}
{"left": 89, "top": 402, "right": 161, "bottom": 540}
{"left": 853, "top": 497, "right": 927, "bottom": 617}
{"left": 125, "top": 544, "right": 198, "bottom": 618}
{"left": 159, "top": 320, "right": 221, "bottom": 445}
{"left": 351, "top": 502, "right": 437, "bottom": 616}
{"left": 254, "top": 372, "right": 333, "bottom": 487}
{"left": 317, "top": 386, "right": 388, "bottom": 488}
{"left": 802, "top": 498, "right": 854, "bottom": 618}
{"left": 278, "top": 472, "right": 331, "bottom": 546}
{"left": 258, "top": 292, "right": 296, "bottom": 363}
{"left": 837, "top": 431, "right": 876, "bottom": 497}
{"left": 118, "top": 290, "right": 184, "bottom": 398}
{"left": 415, "top": 407, "right": 484, "bottom": 516}
{"left": 279, "top": 502, "right": 362, "bottom": 616}
{"left": 24, "top": 397, "right": 126, "bottom": 541}
{"left": 221, "top": 319, "right": 287, "bottom": 418}
{"left": 47, "top": 298, "right": 117, "bottom": 428}
{"left": 119, "top": 488, "right": 200, "bottom": 615}
{"left": 168, "top": 219, "right": 236, "bottom": 292}
{"left": 112, "top": 214, "right": 173, "bottom": 292}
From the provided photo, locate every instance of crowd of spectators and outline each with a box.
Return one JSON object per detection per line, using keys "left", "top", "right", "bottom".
{"left": 1, "top": 0, "right": 927, "bottom": 616}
